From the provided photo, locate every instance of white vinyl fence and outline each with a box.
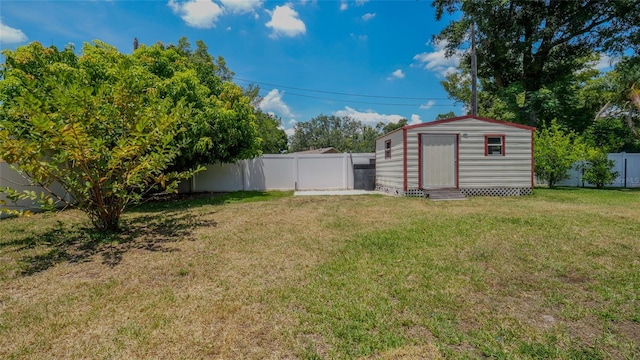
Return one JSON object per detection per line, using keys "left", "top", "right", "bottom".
{"left": 1, "top": 153, "right": 374, "bottom": 218}
{"left": 3, "top": 151, "right": 636, "bottom": 217}
{"left": 0, "top": 162, "right": 72, "bottom": 218}
{"left": 183, "top": 153, "right": 375, "bottom": 192}
{"left": 542, "top": 152, "right": 640, "bottom": 188}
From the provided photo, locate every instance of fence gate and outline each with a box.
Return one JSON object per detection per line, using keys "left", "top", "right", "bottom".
{"left": 353, "top": 163, "right": 375, "bottom": 190}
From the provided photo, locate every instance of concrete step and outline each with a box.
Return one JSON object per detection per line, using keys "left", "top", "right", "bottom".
{"left": 424, "top": 188, "right": 467, "bottom": 201}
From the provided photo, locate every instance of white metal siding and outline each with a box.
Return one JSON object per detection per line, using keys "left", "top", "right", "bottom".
{"left": 406, "top": 118, "right": 532, "bottom": 189}
{"left": 375, "top": 130, "right": 405, "bottom": 189}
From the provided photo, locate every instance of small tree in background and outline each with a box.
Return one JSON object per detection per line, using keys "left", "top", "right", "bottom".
{"left": 582, "top": 149, "right": 619, "bottom": 188}
{"left": 534, "top": 120, "right": 586, "bottom": 188}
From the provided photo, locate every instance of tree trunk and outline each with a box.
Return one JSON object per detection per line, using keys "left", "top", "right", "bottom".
{"left": 88, "top": 196, "right": 123, "bottom": 232}
{"left": 92, "top": 211, "right": 121, "bottom": 232}
{"left": 522, "top": 20, "right": 541, "bottom": 128}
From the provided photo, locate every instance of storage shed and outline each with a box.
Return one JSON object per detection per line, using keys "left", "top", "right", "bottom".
{"left": 375, "top": 116, "right": 535, "bottom": 196}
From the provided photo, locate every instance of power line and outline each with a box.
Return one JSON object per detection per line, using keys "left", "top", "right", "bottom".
{"left": 235, "top": 77, "right": 451, "bottom": 101}
{"left": 267, "top": 90, "right": 455, "bottom": 107}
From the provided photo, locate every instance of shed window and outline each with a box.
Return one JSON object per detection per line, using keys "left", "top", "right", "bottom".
{"left": 485, "top": 135, "right": 505, "bottom": 156}
{"left": 385, "top": 140, "right": 392, "bottom": 159}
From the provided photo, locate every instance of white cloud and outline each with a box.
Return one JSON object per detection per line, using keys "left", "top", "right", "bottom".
{"left": 219, "top": 0, "right": 263, "bottom": 14}
{"left": 361, "top": 12, "right": 375, "bottom": 21}
{"left": 265, "top": 4, "right": 306, "bottom": 38}
{"left": 409, "top": 114, "right": 422, "bottom": 125}
{"left": 387, "top": 69, "right": 405, "bottom": 81}
{"left": 340, "top": 1, "right": 367, "bottom": 12}
{"left": 226, "top": 26, "right": 232, "bottom": 30}
{"left": 350, "top": 33, "right": 368, "bottom": 41}
{"left": 333, "top": 106, "right": 404, "bottom": 126}
{"left": 284, "top": 119, "right": 298, "bottom": 138}
{"left": 259, "top": 89, "right": 295, "bottom": 118}
{"left": 168, "top": 0, "right": 223, "bottom": 28}
{"left": 420, "top": 100, "right": 436, "bottom": 110}
{"left": 0, "top": 20, "right": 27, "bottom": 43}
{"left": 593, "top": 54, "right": 620, "bottom": 71}
{"left": 413, "top": 40, "right": 461, "bottom": 77}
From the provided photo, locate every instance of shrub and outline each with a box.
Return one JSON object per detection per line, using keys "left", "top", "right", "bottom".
{"left": 534, "top": 120, "right": 586, "bottom": 188}
{"left": 582, "top": 149, "right": 619, "bottom": 188}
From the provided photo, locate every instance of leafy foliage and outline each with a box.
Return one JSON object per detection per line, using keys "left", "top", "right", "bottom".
{"left": 584, "top": 118, "right": 640, "bottom": 153}
{"left": 376, "top": 118, "right": 407, "bottom": 134}
{"left": 289, "top": 115, "right": 380, "bottom": 153}
{"left": 586, "top": 56, "right": 640, "bottom": 138}
{"left": 582, "top": 149, "right": 619, "bottom": 189}
{"left": 435, "top": 111, "right": 457, "bottom": 120}
{"left": 243, "top": 84, "right": 288, "bottom": 154}
{"left": 0, "top": 187, "right": 57, "bottom": 217}
{"left": 0, "top": 41, "right": 198, "bottom": 230}
{"left": 433, "top": 0, "right": 640, "bottom": 127}
{"left": 132, "top": 39, "right": 260, "bottom": 171}
{"left": 254, "top": 111, "right": 288, "bottom": 154}
{"left": 0, "top": 39, "right": 259, "bottom": 230}
{"left": 534, "top": 120, "right": 586, "bottom": 188}
{"left": 288, "top": 116, "right": 411, "bottom": 153}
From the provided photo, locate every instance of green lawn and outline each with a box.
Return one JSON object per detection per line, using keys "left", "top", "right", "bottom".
{"left": 0, "top": 188, "right": 638, "bottom": 359}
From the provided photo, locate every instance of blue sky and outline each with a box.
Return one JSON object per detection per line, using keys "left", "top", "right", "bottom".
{"left": 0, "top": 0, "right": 610, "bottom": 136}
{"left": 1, "top": 0, "right": 470, "bottom": 135}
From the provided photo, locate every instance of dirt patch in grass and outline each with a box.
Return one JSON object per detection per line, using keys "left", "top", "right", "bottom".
{"left": 618, "top": 321, "right": 640, "bottom": 343}
{"left": 364, "top": 344, "right": 443, "bottom": 359}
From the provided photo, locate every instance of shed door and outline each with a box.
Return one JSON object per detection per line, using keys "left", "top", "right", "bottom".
{"left": 422, "top": 134, "right": 456, "bottom": 188}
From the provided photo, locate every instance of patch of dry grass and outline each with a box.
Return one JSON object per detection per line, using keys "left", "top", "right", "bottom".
{"left": 0, "top": 189, "right": 639, "bottom": 359}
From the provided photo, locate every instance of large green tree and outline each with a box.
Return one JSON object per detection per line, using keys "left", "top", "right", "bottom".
{"left": 433, "top": 0, "right": 640, "bottom": 127}
{"left": 254, "top": 110, "right": 288, "bottom": 154}
{"left": 243, "top": 83, "right": 289, "bottom": 154}
{"left": 0, "top": 40, "right": 259, "bottom": 231}
{"left": 133, "top": 38, "right": 260, "bottom": 171}
{"left": 440, "top": 53, "right": 604, "bottom": 131}
{"left": 586, "top": 56, "right": 640, "bottom": 137}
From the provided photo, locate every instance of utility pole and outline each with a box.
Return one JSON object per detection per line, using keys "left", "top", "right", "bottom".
{"left": 470, "top": 22, "right": 478, "bottom": 116}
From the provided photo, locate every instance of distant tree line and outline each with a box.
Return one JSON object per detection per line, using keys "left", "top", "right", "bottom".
{"left": 288, "top": 115, "right": 411, "bottom": 153}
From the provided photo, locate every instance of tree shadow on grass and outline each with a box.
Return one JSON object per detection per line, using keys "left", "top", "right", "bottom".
{"left": 132, "top": 191, "right": 287, "bottom": 213}
{"left": 4, "top": 191, "right": 285, "bottom": 276}
{"left": 12, "top": 210, "right": 215, "bottom": 276}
